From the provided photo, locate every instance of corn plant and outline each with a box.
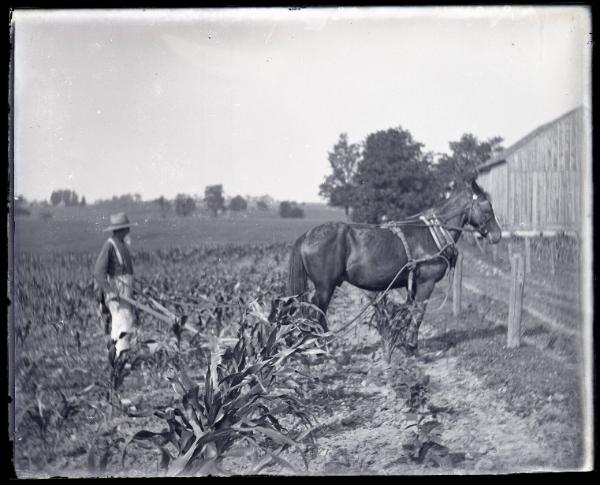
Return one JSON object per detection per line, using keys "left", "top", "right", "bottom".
{"left": 395, "top": 356, "right": 452, "bottom": 468}
{"left": 124, "top": 297, "right": 327, "bottom": 476}
{"left": 18, "top": 384, "right": 94, "bottom": 469}
{"left": 402, "top": 415, "right": 450, "bottom": 467}
{"left": 369, "top": 297, "right": 412, "bottom": 362}
{"left": 87, "top": 422, "right": 126, "bottom": 476}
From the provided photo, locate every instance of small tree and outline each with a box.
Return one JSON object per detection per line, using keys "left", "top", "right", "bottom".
{"left": 80, "top": 196, "right": 87, "bottom": 207}
{"left": 319, "top": 133, "right": 361, "bottom": 218}
{"left": 174, "top": 194, "right": 196, "bottom": 217}
{"left": 14, "top": 196, "right": 30, "bottom": 217}
{"left": 204, "top": 185, "right": 225, "bottom": 217}
{"left": 50, "top": 191, "right": 61, "bottom": 206}
{"left": 155, "top": 196, "right": 171, "bottom": 218}
{"left": 279, "top": 201, "right": 305, "bottom": 219}
{"left": 255, "top": 194, "right": 274, "bottom": 211}
{"left": 229, "top": 195, "right": 248, "bottom": 212}
{"left": 69, "top": 191, "right": 79, "bottom": 206}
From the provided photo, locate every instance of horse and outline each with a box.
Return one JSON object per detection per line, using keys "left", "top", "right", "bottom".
{"left": 287, "top": 178, "right": 502, "bottom": 352}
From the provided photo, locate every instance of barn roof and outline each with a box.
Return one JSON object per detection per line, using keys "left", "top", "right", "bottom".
{"left": 478, "top": 105, "right": 585, "bottom": 172}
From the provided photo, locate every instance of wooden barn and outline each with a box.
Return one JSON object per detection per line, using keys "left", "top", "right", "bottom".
{"left": 477, "top": 106, "right": 590, "bottom": 237}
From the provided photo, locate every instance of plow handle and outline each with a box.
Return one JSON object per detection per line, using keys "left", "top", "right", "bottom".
{"left": 120, "top": 295, "right": 177, "bottom": 325}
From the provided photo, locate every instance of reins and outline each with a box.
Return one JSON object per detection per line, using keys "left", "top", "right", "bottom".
{"left": 332, "top": 243, "right": 454, "bottom": 339}
{"left": 330, "top": 196, "right": 488, "bottom": 339}
{"left": 102, "top": 195, "right": 488, "bottom": 346}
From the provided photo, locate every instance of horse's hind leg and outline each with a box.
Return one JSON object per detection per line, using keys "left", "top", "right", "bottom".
{"left": 405, "top": 280, "right": 435, "bottom": 354}
{"left": 311, "top": 285, "right": 335, "bottom": 331}
{"left": 406, "top": 301, "right": 427, "bottom": 355}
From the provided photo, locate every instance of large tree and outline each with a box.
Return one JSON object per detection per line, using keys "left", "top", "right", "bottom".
{"left": 351, "top": 127, "right": 441, "bottom": 223}
{"left": 319, "top": 133, "right": 360, "bottom": 218}
{"left": 204, "top": 184, "right": 226, "bottom": 217}
{"left": 174, "top": 194, "right": 196, "bottom": 216}
{"left": 435, "top": 134, "right": 504, "bottom": 193}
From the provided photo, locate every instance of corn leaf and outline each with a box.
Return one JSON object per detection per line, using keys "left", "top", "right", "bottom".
{"left": 263, "top": 449, "right": 302, "bottom": 475}
{"left": 245, "top": 425, "right": 299, "bottom": 449}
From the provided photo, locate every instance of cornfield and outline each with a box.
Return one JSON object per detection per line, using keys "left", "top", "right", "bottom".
{"left": 13, "top": 235, "right": 585, "bottom": 475}
{"left": 12, "top": 243, "right": 330, "bottom": 476}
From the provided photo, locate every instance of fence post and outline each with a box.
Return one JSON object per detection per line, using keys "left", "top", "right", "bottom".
{"left": 507, "top": 253, "right": 525, "bottom": 348}
{"left": 524, "top": 237, "right": 532, "bottom": 274}
{"left": 492, "top": 244, "right": 498, "bottom": 263}
{"left": 453, "top": 252, "right": 463, "bottom": 317}
{"left": 549, "top": 237, "right": 556, "bottom": 275}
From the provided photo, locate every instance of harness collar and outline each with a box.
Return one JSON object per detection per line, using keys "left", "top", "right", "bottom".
{"left": 419, "top": 211, "right": 455, "bottom": 252}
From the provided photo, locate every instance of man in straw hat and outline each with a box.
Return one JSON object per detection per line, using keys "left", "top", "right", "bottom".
{"left": 94, "top": 212, "right": 137, "bottom": 364}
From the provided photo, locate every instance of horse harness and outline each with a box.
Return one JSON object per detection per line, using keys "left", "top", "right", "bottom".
{"left": 382, "top": 211, "right": 459, "bottom": 299}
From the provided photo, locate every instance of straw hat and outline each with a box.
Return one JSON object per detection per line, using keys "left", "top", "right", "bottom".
{"left": 103, "top": 212, "right": 133, "bottom": 232}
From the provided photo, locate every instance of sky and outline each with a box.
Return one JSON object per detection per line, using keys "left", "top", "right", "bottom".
{"left": 12, "top": 6, "right": 591, "bottom": 203}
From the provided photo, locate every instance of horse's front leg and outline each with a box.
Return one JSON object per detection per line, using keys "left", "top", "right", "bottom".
{"left": 405, "top": 280, "right": 435, "bottom": 354}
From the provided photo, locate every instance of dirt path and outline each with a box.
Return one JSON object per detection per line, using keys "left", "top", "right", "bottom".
{"left": 292, "top": 282, "right": 583, "bottom": 474}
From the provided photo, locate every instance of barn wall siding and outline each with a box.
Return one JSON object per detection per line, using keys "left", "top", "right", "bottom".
{"left": 478, "top": 107, "right": 585, "bottom": 233}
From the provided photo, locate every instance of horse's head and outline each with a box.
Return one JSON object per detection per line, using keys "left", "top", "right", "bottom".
{"left": 465, "top": 179, "right": 502, "bottom": 244}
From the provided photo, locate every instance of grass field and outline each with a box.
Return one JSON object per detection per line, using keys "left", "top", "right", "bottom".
{"left": 13, "top": 203, "right": 346, "bottom": 253}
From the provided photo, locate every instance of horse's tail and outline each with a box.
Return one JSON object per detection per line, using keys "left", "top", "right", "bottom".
{"left": 288, "top": 234, "right": 308, "bottom": 300}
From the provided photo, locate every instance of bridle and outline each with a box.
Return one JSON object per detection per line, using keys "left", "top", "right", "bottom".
{"left": 428, "top": 191, "right": 496, "bottom": 237}
{"left": 464, "top": 194, "right": 496, "bottom": 237}
{"left": 382, "top": 190, "right": 496, "bottom": 237}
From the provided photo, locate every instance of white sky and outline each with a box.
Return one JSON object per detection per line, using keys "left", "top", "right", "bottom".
{"left": 13, "top": 6, "right": 591, "bottom": 203}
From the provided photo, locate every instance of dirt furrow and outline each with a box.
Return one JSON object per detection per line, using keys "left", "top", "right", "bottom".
{"left": 425, "top": 356, "right": 555, "bottom": 473}
{"left": 299, "top": 283, "right": 572, "bottom": 474}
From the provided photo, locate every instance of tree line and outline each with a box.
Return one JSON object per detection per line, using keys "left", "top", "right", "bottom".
{"left": 21, "top": 187, "right": 303, "bottom": 220}
{"left": 154, "top": 186, "right": 301, "bottom": 218}
{"left": 162, "top": 187, "right": 304, "bottom": 219}
{"left": 319, "top": 129, "right": 503, "bottom": 223}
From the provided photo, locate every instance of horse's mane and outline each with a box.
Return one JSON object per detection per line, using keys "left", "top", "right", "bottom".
{"left": 436, "top": 180, "right": 491, "bottom": 215}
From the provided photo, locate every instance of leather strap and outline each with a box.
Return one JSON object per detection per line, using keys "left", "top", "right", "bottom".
{"left": 383, "top": 223, "right": 415, "bottom": 299}
{"left": 419, "top": 213, "right": 455, "bottom": 252}
{"left": 108, "top": 237, "right": 124, "bottom": 266}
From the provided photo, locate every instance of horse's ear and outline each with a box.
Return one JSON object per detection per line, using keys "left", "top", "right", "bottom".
{"left": 470, "top": 178, "right": 484, "bottom": 196}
